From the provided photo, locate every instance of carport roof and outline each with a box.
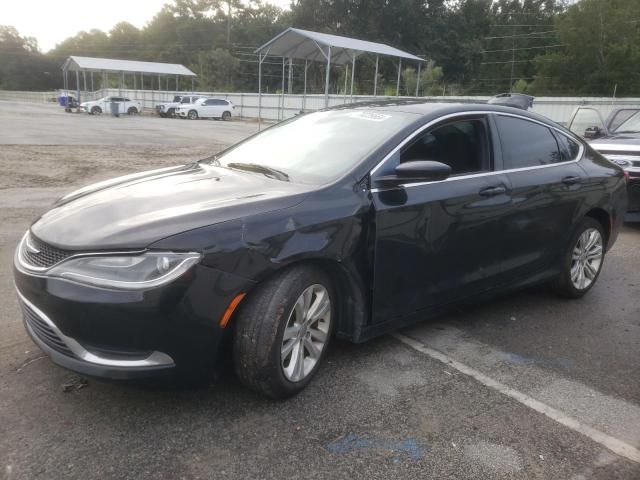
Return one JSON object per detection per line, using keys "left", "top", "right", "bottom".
{"left": 255, "top": 27, "right": 424, "bottom": 65}
{"left": 62, "top": 56, "right": 196, "bottom": 76}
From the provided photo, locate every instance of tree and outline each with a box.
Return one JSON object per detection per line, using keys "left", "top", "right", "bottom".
{"left": 0, "top": 26, "right": 58, "bottom": 90}
{"left": 532, "top": 0, "right": 640, "bottom": 95}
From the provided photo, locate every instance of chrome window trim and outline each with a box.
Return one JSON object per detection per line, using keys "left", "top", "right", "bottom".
{"left": 369, "top": 110, "right": 584, "bottom": 192}
{"left": 17, "top": 288, "right": 175, "bottom": 368}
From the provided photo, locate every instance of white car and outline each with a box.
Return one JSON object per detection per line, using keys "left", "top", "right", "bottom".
{"left": 155, "top": 95, "right": 203, "bottom": 118}
{"left": 80, "top": 96, "right": 142, "bottom": 115}
{"left": 175, "top": 98, "right": 235, "bottom": 120}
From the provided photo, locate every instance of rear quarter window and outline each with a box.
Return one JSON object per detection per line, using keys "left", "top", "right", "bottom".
{"left": 496, "top": 115, "right": 561, "bottom": 168}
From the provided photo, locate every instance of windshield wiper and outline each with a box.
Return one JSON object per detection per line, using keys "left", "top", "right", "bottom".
{"left": 227, "top": 162, "right": 290, "bottom": 182}
{"left": 613, "top": 130, "right": 640, "bottom": 134}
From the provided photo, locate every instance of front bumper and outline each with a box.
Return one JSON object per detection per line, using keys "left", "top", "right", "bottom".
{"left": 626, "top": 175, "right": 640, "bottom": 220}
{"left": 14, "top": 264, "right": 254, "bottom": 381}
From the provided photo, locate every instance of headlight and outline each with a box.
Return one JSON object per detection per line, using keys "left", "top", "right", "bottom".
{"left": 48, "top": 252, "right": 201, "bottom": 290}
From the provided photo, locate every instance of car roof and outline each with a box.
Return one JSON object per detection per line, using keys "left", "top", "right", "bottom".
{"left": 327, "top": 99, "right": 570, "bottom": 135}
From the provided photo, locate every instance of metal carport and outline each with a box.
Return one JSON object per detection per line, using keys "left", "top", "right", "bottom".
{"left": 254, "top": 27, "right": 425, "bottom": 121}
{"left": 61, "top": 56, "right": 197, "bottom": 103}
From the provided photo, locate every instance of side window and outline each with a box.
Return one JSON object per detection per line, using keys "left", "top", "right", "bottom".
{"left": 569, "top": 108, "right": 605, "bottom": 137}
{"left": 203, "top": 99, "right": 213, "bottom": 105}
{"left": 124, "top": 98, "right": 131, "bottom": 102}
{"left": 400, "top": 118, "right": 490, "bottom": 175}
{"left": 555, "top": 133, "right": 581, "bottom": 161}
{"left": 608, "top": 109, "right": 639, "bottom": 132}
{"left": 496, "top": 116, "right": 561, "bottom": 168}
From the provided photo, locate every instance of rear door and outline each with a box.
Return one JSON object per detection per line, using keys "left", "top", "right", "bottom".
{"left": 494, "top": 113, "right": 586, "bottom": 280}
{"left": 371, "top": 114, "right": 512, "bottom": 323}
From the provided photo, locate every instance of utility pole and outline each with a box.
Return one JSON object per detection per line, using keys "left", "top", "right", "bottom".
{"left": 509, "top": 25, "right": 516, "bottom": 92}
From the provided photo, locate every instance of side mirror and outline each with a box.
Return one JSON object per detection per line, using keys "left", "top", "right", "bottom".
{"left": 584, "top": 126, "right": 602, "bottom": 139}
{"left": 376, "top": 160, "right": 451, "bottom": 188}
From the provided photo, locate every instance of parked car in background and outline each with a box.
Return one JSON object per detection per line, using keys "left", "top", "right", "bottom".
{"left": 14, "top": 102, "right": 627, "bottom": 399}
{"left": 79, "top": 97, "right": 142, "bottom": 115}
{"left": 487, "top": 93, "right": 534, "bottom": 110}
{"left": 568, "top": 106, "right": 640, "bottom": 221}
{"left": 175, "top": 98, "right": 234, "bottom": 120}
{"left": 155, "top": 95, "right": 202, "bottom": 118}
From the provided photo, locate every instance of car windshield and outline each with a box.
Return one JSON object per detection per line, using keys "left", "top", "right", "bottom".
{"left": 613, "top": 111, "right": 640, "bottom": 133}
{"left": 203, "top": 109, "right": 418, "bottom": 184}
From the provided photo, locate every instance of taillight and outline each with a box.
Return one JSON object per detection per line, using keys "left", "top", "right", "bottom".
{"left": 623, "top": 170, "right": 630, "bottom": 182}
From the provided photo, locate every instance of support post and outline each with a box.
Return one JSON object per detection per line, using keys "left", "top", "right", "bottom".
{"left": 91, "top": 71, "right": 94, "bottom": 92}
{"left": 374, "top": 55, "right": 379, "bottom": 97}
{"left": 76, "top": 70, "right": 80, "bottom": 104}
{"left": 258, "top": 53, "right": 263, "bottom": 130}
{"left": 343, "top": 63, "right": 348, "bottom": 103}
{"left": 302, "top": 59, "right": 308, "bottom": 111}
{"left": 191, "top": 77, "right": 194, "bottom": 93}
{"left": 281, "top": 56, "right": 285, "bottom": 120}
{"left": 350, "top": 55, "right": 355, "bottom": 101}
{"left": 396, "top": 58, "right": 402, "bottom": 96}
{"left": 324, "top": 46, "right": 331, "bottom": 108}
{"left": 416, "top": 62, "right": 422, "bottom": 97}
{"left": 288, "top": 58, "right": 293, "bottom": 94}
{"left": 82, "top": 71, "right": 87, "bottom": 93}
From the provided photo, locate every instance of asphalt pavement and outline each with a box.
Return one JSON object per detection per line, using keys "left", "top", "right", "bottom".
{"left": 0, "top": 101, "right": 639, "bottom": 479}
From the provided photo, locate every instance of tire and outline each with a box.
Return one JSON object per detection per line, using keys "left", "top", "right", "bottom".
{"left": 91, "top": 106, "right": 102, "bottom": 115}
{"left": 233, "top": 265, "right": 335, "bottom": 399}
{"left": 188, "top": 110, "right": 198, "bottom": 120}
{"left": 168, "top": 108, "right": 176, "bottom": 118}
{"left": 222, "top": 111, "right": 231, "bottom": 121}
{"left": 127, "top": 107, "right": 138, "bottom": 115}
{"left": 551, "top": 217, "right": 605, "bottom": 298}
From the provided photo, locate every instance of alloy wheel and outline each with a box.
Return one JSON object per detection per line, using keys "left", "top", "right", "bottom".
{"left": 280, "top": 284, "right": 331, "bottom": 382}
{"left": 570, "top": 227, "right": 603, "bottom": 290}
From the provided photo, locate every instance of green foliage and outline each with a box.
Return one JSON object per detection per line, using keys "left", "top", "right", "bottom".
{"left": 511, "top": 78, "right": 529, "bottom": 93}
{"left": 1, "top": 0, "right": 639, "bottom": 95}
{"left": 0, "top": 26, "right": 58, "bottom": 90}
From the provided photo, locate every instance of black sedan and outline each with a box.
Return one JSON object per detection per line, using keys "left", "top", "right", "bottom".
{"left": 14, "top": 102, "right": 627, "bottom": 398}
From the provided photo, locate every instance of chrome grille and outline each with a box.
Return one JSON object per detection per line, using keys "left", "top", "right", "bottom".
{"left": 20, "top": 299, "right": 74, "bottom": 358}
{"left": 21, "top": 233, "right": 75, "bottom": 269}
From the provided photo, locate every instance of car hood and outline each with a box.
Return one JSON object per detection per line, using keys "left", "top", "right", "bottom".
{"left": 31, "top": 163, "right": 312, "bottom": 250}
{"left": 590, "top": 133, "right": 640, "bottom": 153}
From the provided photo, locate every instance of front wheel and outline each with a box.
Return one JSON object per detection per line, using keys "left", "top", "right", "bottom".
{"left": 127, "top": 107, "right": 138, "bottom": 115}
{"left": 233, "top": 265, "right": 334, "bottom": 399}
{"left": 91, "top": 106, "right": 102, "bottom": 115}
{"left": 551, "top": 217, "right": 605, "bottom": 298}
{"left": 188, "top": 110, "right": 198, "bottom": 120}
{"left": 221, "top": 111, "right": 231, "bottom": 121}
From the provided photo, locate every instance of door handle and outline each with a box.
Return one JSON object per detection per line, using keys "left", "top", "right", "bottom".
{"left": 479, "top": 186, "right": 506, "bottom": 197}
{"left": 562, "top": 175, "right": 581, "bottom": 185}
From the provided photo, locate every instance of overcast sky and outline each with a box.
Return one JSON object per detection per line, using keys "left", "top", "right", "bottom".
{"left": 2, "top": 0, "right": 292, "bottom": 52}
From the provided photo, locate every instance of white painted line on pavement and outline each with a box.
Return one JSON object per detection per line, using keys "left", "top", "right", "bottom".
{"left": 392, "top": 332, "right": 640, "bottom": 464}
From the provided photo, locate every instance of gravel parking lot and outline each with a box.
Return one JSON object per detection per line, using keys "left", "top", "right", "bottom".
{"left": 1, "top": 101, "right": 639, "bottom": 480}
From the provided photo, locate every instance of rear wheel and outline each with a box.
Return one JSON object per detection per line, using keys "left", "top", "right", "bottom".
{"left": 233, "top": 265, "right": 334, "bottom": 399}
{"left": 551, "top": 217, "right": 605, "bottom": 298}
{"left": 91, "top": 106, "right": 102, "bottom": 115}
{"left": 188, "top": 110, "right": 198, "bottom": 120}
{"left": 222, "top": 111, "right": 231, "bottom": 121}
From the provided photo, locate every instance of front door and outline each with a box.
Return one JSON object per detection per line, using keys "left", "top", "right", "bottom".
{"left": 370, "top": 115, "right": 511, "bottom": 324}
